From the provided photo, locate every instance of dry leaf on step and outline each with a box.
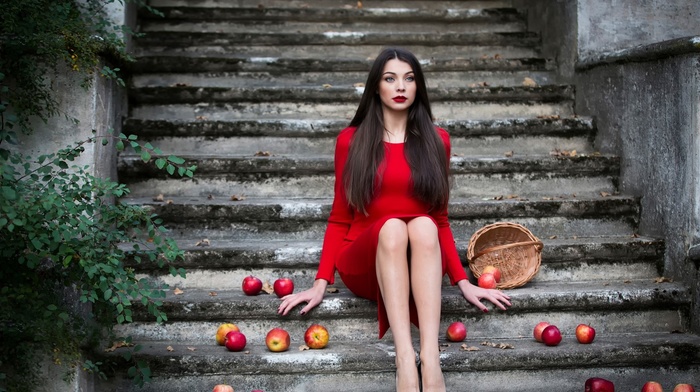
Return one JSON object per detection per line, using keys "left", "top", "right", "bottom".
{"left": 104, "top": 341, "right": 133, "bottom": 352}
{"left": 536, "top": 114, "right": 560, "bottom": 120}
{"left": 187, "top": 347, "right": 197, "bottom": 351}
{"left": 494, "top": 54, "right": 502, "bottom": 59}
{"left": 262, "top": 281, "right": 275, "bottom": 294}
{"left": 353, "top": 82, "right": 365, "bottom": 87}
{"left": 506, "top": 194, "right": 519, "bottom": 199}
{"left": 174, "top": 83, "right": 189, "bottom": 87}
{"left": 207, "top": 194, "right": 214, "bottom": 200}
{"left": 195, "top": 116, "right": 208, "bottom": 121}
{"left": 166, "top": 199, "right": 173, "bottom": 204}
{"left": 549, "top": 235, "right": 558, "bottom": 239}
{"left": 231, "top": 195, "right": 246, "bottom": 201}
{"left": 195, "top": 238, "right": 211, "bottom": 247}
{"left": 600, "top": 191, "right": 611, "bottom": 197}
{"left": 209, "top": 291, "right": 218, "bottom": 297}
{"left": 166, "top": 346, "right": 174, "bottom": 352}
{"left": 326, "top": 287, "right": 340, "bottom": 294}
{"left": 152, "top": 194, "right": 164, "bottom": 202}
{"left": 254, "top": 150, "right": 272, "bottom": 157}
{"left": 481, "top": 341, "right": 515, "bottom": 349}
{"left": 299, "top": 345, "right": 310, "bottom": 351}
{"left": 322, "top": 84, "right": 332, "bottom": 88}
{"left": 461, "top": 344, "right": 480, "bottom": 351}
{"left": 504, "top": 151, "right": 514, "bottom": 157}
{"left": 173, "top": 287, "right": 184, "bottom": 295}
{"left": 522, "top": 77, "right": 538, "bottom": 87}
{"left": 439, "top": 343, "right": 450, "bottom": 352}
{"left": 654, "top": 277, "right": 673, "bottom": 283}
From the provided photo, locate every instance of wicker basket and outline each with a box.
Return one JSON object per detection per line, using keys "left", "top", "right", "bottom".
{"left": 467, "top": 222, "right": 544, "bottom": 289}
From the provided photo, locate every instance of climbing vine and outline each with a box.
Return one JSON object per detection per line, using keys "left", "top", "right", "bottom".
{"left": 0, "top": 1, "right": 192, "bottom": 391}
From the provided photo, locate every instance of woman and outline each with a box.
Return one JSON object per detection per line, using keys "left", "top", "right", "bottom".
{"left": 278, "top": 47, "right": 511, "bottom": 392}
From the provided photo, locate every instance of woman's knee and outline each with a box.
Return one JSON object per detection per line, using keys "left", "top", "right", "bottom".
{"left": 378, "top": 218, "right": 409, "bottom": 253}
{"left": 407, "top": 217, "right": 440, "bottom": 251}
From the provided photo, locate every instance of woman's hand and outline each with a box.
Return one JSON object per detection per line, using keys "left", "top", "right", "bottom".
{"left": 457, "top": 279, "right": 511, "bottom": 313}
{"left": 277, "top": 279, "right": 328, "bottom": 316}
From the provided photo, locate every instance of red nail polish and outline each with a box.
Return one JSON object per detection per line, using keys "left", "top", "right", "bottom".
{"left": 483, "top": 309, "right": 488, "bottom": 313}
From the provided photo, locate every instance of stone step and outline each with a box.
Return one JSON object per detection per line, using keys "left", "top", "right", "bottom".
{"left": 132, "top": 47, "right": 547, "bottom": 73}
{"left": 130, "top": 100, "right": 573, "bottom": 121}
{"left": 131, "top": 52, "right": 552, "bottom": 73}
{"left": 142, "top": 2, "right": 523, "bottom": 23}
{"left": 118, "top": 196, "right": 638, "bottom": 240}
{"left": 128, "top": 83, "right": 573, "bottom": 105}
{"left": 147, "top": 0, "right": 517, "bottom": 11}
{"left": 134, "top": 30, "right": 541, "bottom": 48}
{"left": 130, "top": 70, "right": 560, "bottom": 89}
{"left": 140, "top": 19, "right": 526, "bottom": 35}
{"left": 98, "top": 332, "right": 700, "bottom": 392}
{"left": 122, "top": 117, "right": 593, "bottom": 139}
{"left": 128, "top": 236, "right": 662, "bottom": 289}
{"left": 120, "top": 280, "right": 691, "bottom": 340}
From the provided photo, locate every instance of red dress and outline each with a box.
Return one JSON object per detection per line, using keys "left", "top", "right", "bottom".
{"left": 315, "top": 126, "right": 468, "bottom": 338}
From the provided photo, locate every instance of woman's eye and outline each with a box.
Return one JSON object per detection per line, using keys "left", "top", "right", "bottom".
{"left": 385, "top": 77, "right": 395, "bottom": 82}
{"left": 405, "top": 76, "right": 414, "bottom": 82}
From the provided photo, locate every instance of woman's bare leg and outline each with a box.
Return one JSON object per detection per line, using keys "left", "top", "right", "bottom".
{"left": 376, "top": 218, "right": 419, "bottom": 392}
{"left": 407, "top": 217, "right": 446, "bottom": 392}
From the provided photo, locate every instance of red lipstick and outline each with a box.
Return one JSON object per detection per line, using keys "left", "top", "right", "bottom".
{"left": 392, "top": 96, "right": 407, "bottom": 103}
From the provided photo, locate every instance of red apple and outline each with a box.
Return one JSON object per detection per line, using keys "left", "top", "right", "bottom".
{"left": 242, "top": 275, "right": 263, "bottom": 296}
{"left": 266, "top": 327, "right": 290, "bottom": 352}
{"left": 273, "top": 278, "right": 294, "bottom": 298}
{"left": 482, "top": 265, "right": 502, "bottom": 283}
{"left": 642, "top": 381, "right": 664, "bottom": 392}
{"left": 212, "top": 385, "right": 234, "bottom": 392}
{"left": 673, "top": 385, "right": 695, "bottom": 392}
{"left": 215, "top": 323, "right": 240, "bottom": 346}
{"left": 304, "top": 324, "right": 330, "bottom": 349}
{"left": 224, "top": 330, "right": 247, "bottom": 352}
{"left": 576, "top": 324, "right": 596, "bottom": 344}
{"left": 533, "top": 321, "right": 550, "bottom": 342}
{"left": 477, "top": 273, "right": 497, "bottom": 289}
{"left": 541, "top": 325, "right": 562, "bottom": 346}
{"left": 585, "top": 377, "right": 615, "bottom": 392}
{"left": 446, "top": 321, "right": 467, "bottom": 342}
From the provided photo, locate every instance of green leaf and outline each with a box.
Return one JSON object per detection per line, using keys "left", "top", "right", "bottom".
{"left": 1, "top": 186, "right": 17, "bottom": 200}
{"left": 167, "top": 155, "right": 185, "bottom": 165}
{"left": 116, "top": 140, "right": 125, "bottom": 151}
{"left": 101, "top": 139, "right": 109, "bottom": 146}
{"left": 166, "top": 164, "right": 175, "bottom": 175}
{"left": 155, "top": 158, "right": 166, "bottom": 169}
{"left": 140, "top": 151, "right": 151, "bottom": 162}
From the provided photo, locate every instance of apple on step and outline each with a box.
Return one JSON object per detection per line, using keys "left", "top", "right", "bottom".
{"left": 242, "top": 275, "right": 263, "bottom": 296}
{"left": 642, "top": 381, "right": 664, "bottom": 392}
{"left": 224, "top": 330, "right": 247, "bottom": 352}
{"left": 575, "top": 324, "right": 596, "bottom": 344}
{"left": 533, "top": 321, "right": 550, "bottom": 342}
{"left": 541, "top": 325, "right": 562, "bottom": 346}
{"left": 212, "top": 385, "right": 233, "bottom": 392}
{"left": 304, "top": 324, "right": 330, "bottom": 349}
{"left": 273, "top": 278, "right": 294, "bottom": 298}
{"left": 215, "top": 323, "right": 240, "bottom": 346}
{"left": 446, "top": 321, "right": 467, "bottom": 342}
{"left": 482, "top": 265, "right": 502, "bottom": 283}
{"left": 673, "top": 384, "right": 695, "bottom": 392}
{"left": 585, "top": 377, "right": 615, "bottom": 392}
{"left": 266, "top": 327, "right": 291, "bottom": 352}
{"left": 477, "top": 273, "right": 497, "bottom": 289}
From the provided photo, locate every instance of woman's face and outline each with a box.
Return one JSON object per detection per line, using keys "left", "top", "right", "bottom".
{"left": 378, "top": 58, "right": 416, "bottom": 114}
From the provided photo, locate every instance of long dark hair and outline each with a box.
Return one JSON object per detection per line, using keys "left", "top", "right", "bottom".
{"left": 344, "top": 47, "right": 449, "bottom": 214}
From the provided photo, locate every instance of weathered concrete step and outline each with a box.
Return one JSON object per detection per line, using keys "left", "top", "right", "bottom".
{"left": 134, "top": 30, "right": 540, "bottom": 47}
{"left": 130, "top": 100, "right": 573, "bottom": 121}
{"left": 129, "top": 84, "right": 573, "bottom": 105}
{"left": 125, "top": 280, "right": 690, "bottom": 334}
{"left": 132, "top": 53, "right": 551, "bottom": 73}
{"left": 119, "top": 153, "right": 615, "bottom": 179}
{"left": 131, "top": 134, "right": 593, "bottom": 157}
{"left": 143, "top": 5, "right": 525, "bottom": 24}
{"left": 131, "top": 70, "right": 559, "bottom": 89}
{"left": 140, "top": 19, "right": 526, "bottom": 35}
{"left": 133, "top": 43, "right": 541, "bottom": 62}
{"left": 98, "top": 333, "right": 700, "bottom": 392}
{"left": 129, "top": 236, "right": 663, "bottom": 289}
{"left": 147, "top": 0, "right": 516, "bottom": 11}
{"left": 121, "top": 196, "right": 637, "bottom": 225}
{"left": 123, "top": 117, "right": 594, "bottom": 139}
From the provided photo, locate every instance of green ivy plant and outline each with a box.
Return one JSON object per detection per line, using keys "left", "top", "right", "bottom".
{"left": 0, "top": 1, "right": 194, "bottom": 391}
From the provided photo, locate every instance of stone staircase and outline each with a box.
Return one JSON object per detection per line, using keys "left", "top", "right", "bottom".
{"left": 100, "top": 1, "right": 700, "bottom": 391}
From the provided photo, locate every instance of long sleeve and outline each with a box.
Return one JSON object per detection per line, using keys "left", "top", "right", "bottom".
{"left": 315, "top": 128, "right": 354, "bottom": 284}
{"left": 433, "top": 129, "right": 468, "bottom": 285}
